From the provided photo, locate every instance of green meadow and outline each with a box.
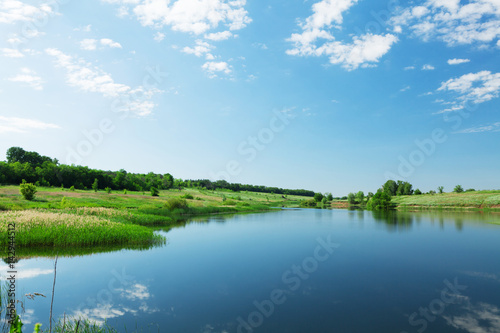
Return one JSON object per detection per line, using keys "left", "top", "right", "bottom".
{"left": 0, "top": 185, "right": 308, "bottom": 253}
{"left": 390, "top": 190, "right": 500, "bottom": 210}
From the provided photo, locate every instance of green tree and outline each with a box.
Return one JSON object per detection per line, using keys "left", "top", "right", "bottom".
{"left": 314, "top": 192, "right": 324, "bottom": 202}
{"left": 438, "top": 186, "right": 444, "bottom": 194}
{"left": 151, "top": 187, "right": 159, "bottom": 196}
{"left": 366, "top": 192, "right": 392, "bottom": 210}
{"left": 355, "top": 191, "right": 365, "bottom": 203}
{"left": 347, "top": 193, "right": 356, "bottom": 204}
{"left": 414, "top": 189, "right": 422, "bottom": 195}
{"left": 92, "top": 178, "right": 99, "bottom": 192}
{"left": 326, "top": 193, "right": 333, "bottom": 201}
{"left": 454, "top": 185, "right": 464, "bottom": 193}
{"left": 19, "top": 180, "right": 37, "bottom": 201}
{"left": 105, "top": 187, "right": 112, "bottom": 194}
{"left": 382, "top": 180, "right": 398, "bottom": 196}
{"left": 367, "top": 192, "right": 374, "bottom": 200}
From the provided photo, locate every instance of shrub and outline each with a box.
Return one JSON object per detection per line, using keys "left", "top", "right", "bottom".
{"left": 105, "top": 187, "right": 112, "bottom": 194}
{"left": 123, "top": 189, "right": 128, "bottom": 194}
{"left": 164, "top": 198, "right": 188, "bottom": 210}
{"left": 314, "top": 193, "right": 324, "bottom": 202}
{"left": 300, "top": 199, "right": 317, "bottom": 208}
{"left": 223, "top": 200, "right": 237, "bottom": 205}
{"left": 454, "top": 185, "right": 464, "bottom": 193}
{"left": 151, "top": 187, "right": 159, "bottom": 196}
{"left": 181, "top": 194, "right": 194, "bottom": 199}
{"left": 414, "top": 189, "right": 422, "bottom": 195}
{"left": 92, "top": 178, "right": 99, "bottom": 192}
{"left": 69, "top": 185, "right": 75, "bottom": 191}
{"left": 20, "top": 180, "right": 37, "bottom": 201}
{"left": 366, "top": 192, "right": 392, "bottom": 211}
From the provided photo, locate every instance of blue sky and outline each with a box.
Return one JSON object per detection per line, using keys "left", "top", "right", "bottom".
{"left": 0, "top": 0, "right": 499, "bottom": 196}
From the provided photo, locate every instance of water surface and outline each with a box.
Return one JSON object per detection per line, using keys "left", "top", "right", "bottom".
{"left": 7, "top": 209, "right": 500, "bottom": 332}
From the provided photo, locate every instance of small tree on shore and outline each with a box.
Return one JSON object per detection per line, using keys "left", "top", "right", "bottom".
{"left": 347, "top": 193, "right": 356, "bottom": 204}
{"left": 92, "top": 178, "right": 99, "bottom": 192}
{"left": 151, "top": 187, "right": 159, "bottom": 196}
{"left": 438, "top": 186, "right": 444, "bottom": 194}
{"left": 20, "top": 180, "right": 37, "bottom": 201}
{"left": 454, "top": 185, "right": 464, "bottom": 193}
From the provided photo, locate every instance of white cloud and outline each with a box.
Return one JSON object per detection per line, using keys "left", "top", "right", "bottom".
{"left": 182, "top": 39, "right": 213, "bottom": 58}
{"left": 8, "top": 67, "right": 44, "bottom": 90}
{"left": 437, "top": 70, "right": 500, "bottom": 112}
{"left": 202, "top": 61, "right": 231, "bottom": 78}
{"left": 400, "top": 85, "right": 411, "bottom": 92}
{"left": 0, "top": 47, "right": 23, "bottom": 57}
{"left": 456, "top": 121, "right": 500, "bottom": 133}
{"left": 45, "top": 48, "right": 160, "bottom": 117}
{"left": 422, "top": 64, "right": 435, "bottom": 70}
{"left": 80, "top": 38, "right": 122, "bottom": 50}
{"left": 286, "top": 0, "right": 397, "bottom": 70}
{"left": 80, "top": 38, "right": 97, "bottom": 50}
{"left": 404, "top": 65, "right": 415, "bottom": 70}
{"left": 74, "top": 24, "right": 92, "bottom": 32}
{"left": 0, "top": 116, "right": 60, "bottom": 134}
{"left": 0, "top": 0, "right": 55, "bottom": 24}
{"left": 153, "top": 31, "right": 165, "bottom": 41}
{"left": 448, "top": 58, "right": 470, "bottom": 65}
{"left": 103, "top": 0, "right": 251, "bottom": 35}
{"left": 100, "top": 38, "right": 122, "bottom": 48}
{"left": 391, "top": 0, "right": 500, "bottom": 46}
{"left": 204, "top": 30, "right": 232, "bottom": 41}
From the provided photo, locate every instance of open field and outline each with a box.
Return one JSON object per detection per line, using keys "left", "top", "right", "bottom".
{"left": 390, "top": 190, "right": 500, "bottom": 210}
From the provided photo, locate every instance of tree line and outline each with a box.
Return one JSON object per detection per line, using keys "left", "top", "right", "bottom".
{"left": 0, "top": 147, "right": 315, "bottom": 196}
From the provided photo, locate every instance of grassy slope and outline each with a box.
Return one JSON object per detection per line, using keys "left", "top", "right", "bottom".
{"left": 390, "top": 190, "right": 500, "bottom": 209}
{"left": 0, "top": 185, "right": 310, "bottom": 252}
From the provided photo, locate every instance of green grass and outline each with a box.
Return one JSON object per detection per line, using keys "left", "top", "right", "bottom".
{"left": 391, "top": 190, "right": 500, "bottom": 209}
{"left": 0, "top": 210, "right": 165, "bottom": 248}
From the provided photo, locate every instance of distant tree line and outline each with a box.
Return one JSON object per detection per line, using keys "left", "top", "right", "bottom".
{"left": 0, "top": 147, "right": 316, "bottom": 197}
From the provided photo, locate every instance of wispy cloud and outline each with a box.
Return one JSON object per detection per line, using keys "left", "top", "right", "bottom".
{"left": 455, "top": 122, "right": 500, "bottom": 133}
{"left": 153, "top": 31, "right": 165, "bottom": 42}
{"left": 448, "top": 58, "right": 470, "bottom": 65}
{"left": 0, "top": 47, "right": 24, "bottom": 58}
{"left": 286, "top": 0, "right": 397, "bottom": 70}
{"left": 80, "top": 38, "right": 122, "bottom": 50}
{"left": 404, "top": 66, "right": 415, "bottom": 70}
{"left": 204, "top": 31, "right": 233, "bottom": 41}
{"left": 45, "top": 48, "right": 160, "bottom": 117}
{"left": 0, "top": 116, "right": 60, "bottom": 134}
{"left": 391, "top": 0, "right": 500, "bottom": 46}
{"left": 422, "top": 64, "right": 435, "bottom": 70}
{"left": 436, "top": 71, "right": 500, "bottom": 113}
{"left": 8, "top": 68, "right": 44, "bottom": 90}
{"left": 182, "top": 39, "right": 214, "bottom": 59}
{"left": 400, "top": 85, "right": 411, "bottom": 92}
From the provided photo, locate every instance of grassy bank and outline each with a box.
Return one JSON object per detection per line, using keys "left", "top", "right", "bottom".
{"left": 389, "top": 190, "right": 500, "bottom": 210}
{"left": 0, "top": 185, "right": 309, "bottom": 252}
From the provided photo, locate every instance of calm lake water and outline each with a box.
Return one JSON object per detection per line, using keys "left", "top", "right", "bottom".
{"left": 6, "top": 209, "right": 500, "bottom": 332}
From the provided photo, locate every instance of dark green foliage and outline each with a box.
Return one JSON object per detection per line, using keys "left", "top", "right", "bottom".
{"left": 367, "top": 192, "right": 392, "bottom": 210}
{"left": 383, "top": 180, "right": 413, "bottom": 196}
{"left": 150, "top": 187, "right": 159, "bottom": 196}
{"left": 314, "top": 192, "right": 324, "bottom": 202}
{"left": 466, "top": 188, "right": 476, "bottom": 192}
{"left": 19, "top": 180, "right": 37, "bottom": 201}
{"left": 105, "top": 187, "right": 112, "bottom": 194}
{"left": 454, "top": 185, "right": 464, "bottom": 193}
{"left": 355, "top": 191, "right": 364, "bottom": 203}
{"left": 438, "top": 186, "right": 444, "bottom": 194}
{"left": 414, "top": 189, "right": 422, "bottom": 195}
{"left": 347, "top": 193, "right": 356, "bottom": 204}
{"left": 326, "top": 193, "right": 333, "bottom": 201}
{"left": 181, "top": 194, "right": 194, "bottom": 199}
{"left": 367, "top": 192, "right": 374, "bottom": 200}
{"left": 300, "top": 199, "right": 317, "bottom": 208}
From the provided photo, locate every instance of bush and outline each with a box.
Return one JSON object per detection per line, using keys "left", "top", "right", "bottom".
{"left": 223, "top": 200, "right": 237, "bottom": 205}
{"left": 414, "top": 189, "right": 422, "bottom": 195}
{"left": 314, "top": 193, "right": 324, "bottom": 202}
{"left": 366, "top": 192, "right": 391, "bottom": 211}
{"left": 300, "top": 199, "right": 317, "bottom": 208}
{"left": 69, "top": 185, "right": 75, "bottom": 191}
{"left": 164, "top": 198, "right": 188, "bottom": 210}
{"left": 181, "top": 194, "right": 194, "bottom": 199}
{"left": 454, "top": 185, "right": 464, "bottom": 193}
{"left": 151, "top": 187, "right": 159, "bottom": 196}
{"left": 123, "top": 189, "right": 128, "bottom": 194}
{"left": 105, "top": 187, "right": 112, "bottom": 194}
{"left": 20, "top": 180, "right": 37, "bottom": 201}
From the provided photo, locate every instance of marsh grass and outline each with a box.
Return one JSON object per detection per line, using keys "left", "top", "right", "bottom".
{"left": 0, "top": 210, "right": 165, "bottom": 248}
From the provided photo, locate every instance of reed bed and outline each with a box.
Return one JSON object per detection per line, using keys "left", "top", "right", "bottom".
{"left": 0, "top": 210, "right": 164, "bottom": 247}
